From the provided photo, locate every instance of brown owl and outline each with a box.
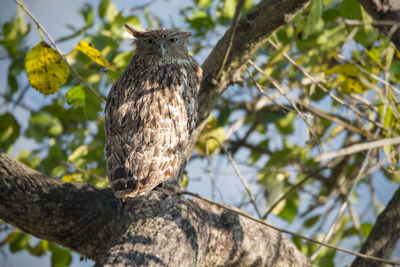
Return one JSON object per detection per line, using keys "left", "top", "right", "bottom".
{"left": 104, "top": 25, "right": 202, "bottom": 201}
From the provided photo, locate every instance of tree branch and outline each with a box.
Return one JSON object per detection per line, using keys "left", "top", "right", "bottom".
{"left": 0, "top": 152, "right": 118, "bottom": 260}
{"left": 95, "top": 190, "right": 312, "bottom": 266}
{"left": 197, "top": 0, "right": 311, "bottom": 123}
{"left": 351, "top": 186, "right": 400, "bottom": 267}
{"left": 0, "top": 152, "right": 313, "bottom": 265}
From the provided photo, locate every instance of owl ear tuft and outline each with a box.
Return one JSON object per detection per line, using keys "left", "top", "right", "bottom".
{"left": 183, "top": 31, "right": 192, "bottom": 38}
{"left": 124, "top": 24, "right": 145, "bottom": 38}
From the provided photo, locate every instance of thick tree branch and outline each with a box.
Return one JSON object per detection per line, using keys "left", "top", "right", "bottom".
{"left": 95, "top": 190, "right": 312, "bottom": 266}
{"left": 0, "top": 152, "right": 119, "bottom": 260}
{"left": 358, "top": 0, "right": 400, "bottom": 50}
{"left": 197, "top": 0, "right": 311, "bottom": 123}
{"left": 0, "top": 152, "right": 312, "bottom": 265}
{"left": 351, "top": 186, "right": 400, "bottom": 267}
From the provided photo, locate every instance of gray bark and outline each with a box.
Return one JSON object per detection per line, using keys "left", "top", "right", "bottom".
{"left": 351, "top": 186, "right": 400, "bottom": 267}
{"left": 0, "top": 152, "right": 312, "bottom": 266}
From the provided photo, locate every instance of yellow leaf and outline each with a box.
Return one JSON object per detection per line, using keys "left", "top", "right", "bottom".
{"left": 76, "top": 40, "right": 118, "bottom": 71}
{"left": 25, "top": 41, "right": 69, "bottom": 95}
{"left": 195, "top": 116, "right": 226, "bottom": 156}
{"left": 325, "top": 63, "right": 376, "bottom": 94}
{"left": 62, "top": 173, "right": 83, "bottom": 182}
{"left": 68, "top": 145, "right": 88, "bottom": 163}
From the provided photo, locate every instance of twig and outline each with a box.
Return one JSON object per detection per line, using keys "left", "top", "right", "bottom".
{"left": 205, "top": 143, "right": 226, "bottom": 203}
{"left": 266, "top": 39, "right": 389, "bottom": 134}
{"left": 311, "top": 132, "right": 376, "bottom": 260}
{"left": 315, "top": 136, "right": 400, "bottom": 162}
{"left": 178, "top": 190, "right": 400, "bottom": 266}
{"left": 248, "top": 62, "right": 326, "bottom": 152}
{"left": 246, "top": 69, "right": 292, "bottom": 113}
{"left": 262, "top": 166, "right": 328, "bottom": 220}
{"left": 344, "top": 18, "right": 400, "bottom": 27}
{"left": 13, "top": 0, "right": 106, "bottom": 103}
{"left": 348, "top": 203, "right": 364, "bottom": 243}
{"left": 206, "top": 136, "right": 262, "bottom": 218}
{"left": 214, "top": 0, "right": 245, "bottom": 82}
{"left": 249, "top": 60, "right": 373, "bottom": 138}
{"left": 60, "top": 160, "right": 107, "bottom": 182}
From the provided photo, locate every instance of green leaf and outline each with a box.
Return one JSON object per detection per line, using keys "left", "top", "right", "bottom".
{"left": 316, "top": 24, "right": 346, "bottom": 50}
{"left": 9, "top": 232, "right": 30, "bottom": 252}
{"left": 217, "top": 108, "right": 233, "bottom": 126}
{"left": 68, "top": 145, "right": 89, "bottom": 163}
{"left": 26, "top": 112, "right": 63, "bottom": 142}
{"left": 304, "top": 215, "right": 320, "bottom": 228}
{"left": 222, "top": 0, "right": 236, "bottom": 18}
{"left": 80, "top": 3, "right": 94, "bottom": 26}
{"left": 341, "top": 0, "right": 362, "bottom": 20}
{"left": 27, "top": 240, "right": 49, "bottom": 257}
{"left": 360, "top": 223, "right": 372, "bottom": 236}
{"left": 195, "top": 116, "right": 226, "bottom": 156}
{"left": 365, "top": 47, "right": 382, "bottom": 67}
{"left": 303, "top": 0, "right": 323, "bottom": 38}
{"left": 50, "top": 245, "right": 72, "bottom": 267}
{"left": 66, "top": 86, "right": 85, "bottom": 106}
{"left": 196, "top": 0, "right": 213, "bottom": 8}
{"left": 98, "top": 0, "right": 118, "bottom": 22}
{"left": 66, "top": 86, "right": 101, "bottom": 120}
{"left": 0, "top": 113, "right": 20, "bottom": 151}
{"left": 277, "top": 192, "right": 299, "bottom": 223}
{"left": 276, "top": 111, "right": 296, "bottom": 134}
{"left": 85, "top": 87, "right": 102, "bottom": 120}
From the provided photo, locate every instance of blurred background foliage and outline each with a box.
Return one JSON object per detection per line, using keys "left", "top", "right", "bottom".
{"left": 1, "top": 0, "right": 399, "bottom": 266}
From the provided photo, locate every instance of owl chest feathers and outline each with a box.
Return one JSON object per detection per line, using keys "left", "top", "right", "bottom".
{"left": 112, "top": 59, "right": 199, "bottom": 136}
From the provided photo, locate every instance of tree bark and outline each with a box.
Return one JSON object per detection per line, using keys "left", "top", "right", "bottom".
{"left": 358, "top": 0, "right": 400, "bottom": 50}
{"left": 0, "top": 152, "right": 312, "bottom": 266}
{"left": 351, "top": 186, "right": 400, "bottom": 267}
{"left": 0, "top": 152, "right": 118, "bottom": 260}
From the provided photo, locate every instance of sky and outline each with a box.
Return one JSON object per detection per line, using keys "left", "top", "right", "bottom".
{"left": 0, "top": 0, "right": 399, "bottom": 266}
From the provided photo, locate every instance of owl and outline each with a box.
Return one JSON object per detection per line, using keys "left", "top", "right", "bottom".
{"left": 104, "top": 25, "right": 202, "bottom": 201}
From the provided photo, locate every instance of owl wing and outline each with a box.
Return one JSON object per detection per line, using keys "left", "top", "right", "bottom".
{"left": 105, "top": 79, "right": 189, "bottom": 200}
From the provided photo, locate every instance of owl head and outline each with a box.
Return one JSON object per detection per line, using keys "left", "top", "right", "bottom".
{"left": 124, "top": 24, "right": 192, "bottom": 62}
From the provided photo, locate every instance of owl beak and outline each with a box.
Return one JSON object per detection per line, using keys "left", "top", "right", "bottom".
{"left": 159, "top": 44, "right": 165, "bottom": 57}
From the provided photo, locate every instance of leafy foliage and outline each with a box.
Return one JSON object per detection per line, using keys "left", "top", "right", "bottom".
{"left": 1, "top": 0, "right": 400, "bottom": 266}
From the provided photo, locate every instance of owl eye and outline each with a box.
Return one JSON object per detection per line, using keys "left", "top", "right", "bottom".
{"left": 144, "top": 39, "right": 153, "bottom": 45}
{"left": 169, "top": 38, "right": 178, "bottom": 44}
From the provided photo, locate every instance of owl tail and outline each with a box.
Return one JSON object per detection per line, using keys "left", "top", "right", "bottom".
{"left": 110, "top": 167, "right": 137, "bottom": 199}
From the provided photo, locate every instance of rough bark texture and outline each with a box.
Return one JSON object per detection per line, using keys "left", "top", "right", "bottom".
{"left": 0, "top": 152, "right": 312, "bottom": 266}
{"left": 197, "top": 0, "right": 311, "bottom": 123}
{"left": 0, "top": 152, "right": 119, "bottom": 260}
{"left": 358, "top": 0, "right": 400, "bottom": 50}
{"left": 351, "top": 186, "right": 400, "bottom": 267}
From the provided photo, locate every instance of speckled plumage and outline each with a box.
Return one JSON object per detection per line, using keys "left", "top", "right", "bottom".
{"left": 105, "top": 25, "right": 202, "bottom": 200}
